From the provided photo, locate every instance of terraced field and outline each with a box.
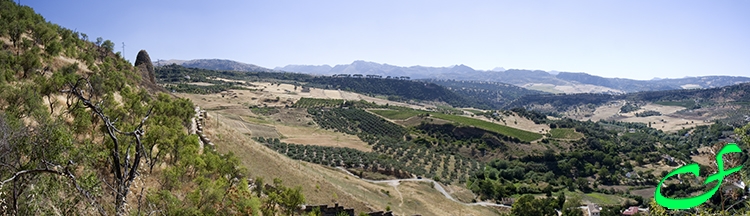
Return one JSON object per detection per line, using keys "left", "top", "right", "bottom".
{"left": 371, "top": 109, "right": 543, "bottom": 142}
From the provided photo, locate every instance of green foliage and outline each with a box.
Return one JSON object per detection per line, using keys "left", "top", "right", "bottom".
{"left": 561, "top": 196, "right": 582, "bottom": 216}
{"left": 430, "top": 112, "right": 542, "bottom": 142}
{"left": 467, "top": 113, "right": 742, "bottom": 202}
{"left": 250, "top": 106, "right": 279, "bottom": 116}
{"left": 426, "top": 79, "right": 545, "bottom": 109}
{"left": 164, "top": 82, "right": 242, "bottom": 94}
{"left": 293, "top": 97, "right": 345, "bottom": 108}
{"left": 0, "top": 2, "right": 304, "bottom": 214}
{"left": 370, "top": 109, "right": 426, "bottom": 120}
{"left": 653, "top": 100, "right": 699, "bottom": 109}
{"left": 634, "top": 110, "right": 661, "bottom": 117}
{"left": 549, "top": 128, "right": 584, "bottom": 140}
{"left": 259, "top": 178, "right": 306, "bottom": 216}
{"left": 295, "top": 98, "right": 390, "bottom": 110}
{"left": 556, "top": 192, "right": 566, "bottom": 209}
{"left": 511, "top": 194, "right": 557, "bottom": 216}
{"left": 260, "top": 139, "right": 412, "bottom": 178}
{"left": 299, "top": 106, "right": 489, "bottom": 183}
{"left": 308, "top": 107, "right": 407, "bottom": 138}
{"left": 620, "top": 103, "right": 640, "bottom": 113}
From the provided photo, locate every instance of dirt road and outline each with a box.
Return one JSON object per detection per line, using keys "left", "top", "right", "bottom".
{"left": 335, "top": 167, "right": 511, "bottom": 208}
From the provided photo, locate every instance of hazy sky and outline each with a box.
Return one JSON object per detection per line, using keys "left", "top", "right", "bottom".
{"left": 25, "top": 0, "right": 749, "bottom": 80}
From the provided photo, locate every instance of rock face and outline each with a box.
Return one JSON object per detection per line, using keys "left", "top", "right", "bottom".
{"left": 134, "top": 50, "right": 155, "bottom": 84}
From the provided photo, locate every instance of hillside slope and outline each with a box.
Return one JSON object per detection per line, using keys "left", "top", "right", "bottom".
{"left": 0, "top": 2, "right": 291, "bottom": 215}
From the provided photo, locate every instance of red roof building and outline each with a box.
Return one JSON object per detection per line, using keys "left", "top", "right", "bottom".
{"left": 622, "top": 206, "right": 640, "bottom": 215}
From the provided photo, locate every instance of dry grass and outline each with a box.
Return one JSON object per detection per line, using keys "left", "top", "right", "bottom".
{"left": 569, "top": 101, "right": 716, "bottom": 132}
{"left": 444, "top": 184, "right": 478, "bottom": 203}
{"left": 175, "top": 85, "right": 531, "bottom": 215}
{"left": 633, "top": 162, "right": 680, "bottom": 178}
{"left": 396, "top": 181, "right": 499, "bottom": 216}
{"left": 215, "top": 112, "right": 280, "bottom": 138}
{"left": 275, "top": 124, "right": 373, "bottom": 152}
{"left": 690, "top": 146, "right": 715, "bottom": 167}
{"left": 631, "top": 187, "right": 656, "bottom": 199}
{"left": 396, "top": 116, "right": 451, "bottom": 127}
{"left": 177, "top": 80, "right": 430, "bottom": 112}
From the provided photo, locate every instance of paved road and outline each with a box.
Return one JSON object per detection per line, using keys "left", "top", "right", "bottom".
{"left": 335, "top": 167, "right": 512, "bottom": 208}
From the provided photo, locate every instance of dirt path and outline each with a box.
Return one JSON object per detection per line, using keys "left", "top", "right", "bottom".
{"left": 335, "top": 167, "right": 511, "bottom": 208}
{"left": 387, "top": 181, "right": 405, "bottom": 207}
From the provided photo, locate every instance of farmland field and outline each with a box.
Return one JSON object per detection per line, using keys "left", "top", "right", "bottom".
{"left": 654, "top": 100, "right": 697, "bottom": 108}
{"left": 549, "top": 128, "right": 584, "bottom": 140}
{"left": 431, "top": 113, "right": 543, "bottom": 142}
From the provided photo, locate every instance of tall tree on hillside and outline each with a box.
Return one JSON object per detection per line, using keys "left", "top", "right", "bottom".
{"left": 65, "top": 78, "right": 153, "bottom": 216}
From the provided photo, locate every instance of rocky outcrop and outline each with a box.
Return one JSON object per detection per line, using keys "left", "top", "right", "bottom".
{"left": 134, "top": 50, "right": 156, "bottom": 84}
{"left": 134, "top": 50, "right": 168, "bottom": 94}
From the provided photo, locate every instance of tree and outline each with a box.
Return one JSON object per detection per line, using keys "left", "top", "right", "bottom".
{"left": 100, "top": 39, "right": 114, "bottom": 60}
{"left": 254, "top": 177, "right": 264, "bottom": 197}
{"left": 95, "top": 37, "right": 103, "bottom": 47}
{"left": 556, "top": 192, "right": 566, "bottom": 209}
{"left": 561, "top": 196, "right": 582, "bottom": 216}
{"left": 66, "top": 79, "right": 153, "bottom": 215}
{"left": 648, "top": 198, "right": 668, "bottom": 216}
{"left": 511, "top": 194, "right": 556, "bottom": 216}
{"left": 281, "top": 186, "right": 305, "bottom": 215}
{"left": 511, "top": 194, "right": 539, "bottom": 216}
{"left": 0, "top": 112, "right": 104, "bottom": 215}
{"left": 19, "top": 46, "right": 41, "bottom": 78}
{"left": 597, "top": 168, "right": 611, "bottom": 185}
{"left": 576, "top": 178, "right": 590, "bottom": 192}
{"left": 544, "top": 185, "right": 553, "bottom": 197}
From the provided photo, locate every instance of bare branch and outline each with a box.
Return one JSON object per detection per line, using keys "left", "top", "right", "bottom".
{"left": 65, "top": 78, "right": 154, "bottom": 216}
{"left": 0, "top": 162, "right": 107, "bottom": 216}
{"left": 0, "top": 169, "right": 61, "bottom": 189}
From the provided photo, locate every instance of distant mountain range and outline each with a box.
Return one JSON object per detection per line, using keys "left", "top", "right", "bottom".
{"left": 277, "top": 61, "right": 750, "bottom": 93}
{"left": 155, "top": 59, "right": 750, "bottom": 94}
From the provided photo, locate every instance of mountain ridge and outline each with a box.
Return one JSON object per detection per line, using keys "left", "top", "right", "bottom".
{"left": 157, "top": 58, "right": 750, "bottom": 94}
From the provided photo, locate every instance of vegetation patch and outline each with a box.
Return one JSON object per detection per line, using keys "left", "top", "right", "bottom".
{"left": 634, "top": 110, "right": 661, "bottom": 117}
{"left": 582, "top": 192, "right": 629, "bottom": 205}
{"left": 292, "top": 97, "right": 345, "bottom": 108}
{"left": 548, "top": 128, "right": 584, "bottom": 140}
{"left": 250, "top": 106, "right": 280, "bottom": 116}
{"left": 431, "top": 113, "right": 543, "bottom": 142}
{"left": 620, "top": 102, "right": 640, "bottom": 113}
{"left": 654, "top": 100, "right": 698, "bottom": 109}
{"left": 370, "top": 109, "right": 426, "bottom": 120}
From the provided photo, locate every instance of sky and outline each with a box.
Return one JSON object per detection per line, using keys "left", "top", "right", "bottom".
{"left": 24, "top": 0, "right": 750, "bottom": 80}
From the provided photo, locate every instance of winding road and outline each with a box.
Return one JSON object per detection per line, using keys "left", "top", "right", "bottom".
{"left": 335, "top": 167, "right": 512, "bottom": 208}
